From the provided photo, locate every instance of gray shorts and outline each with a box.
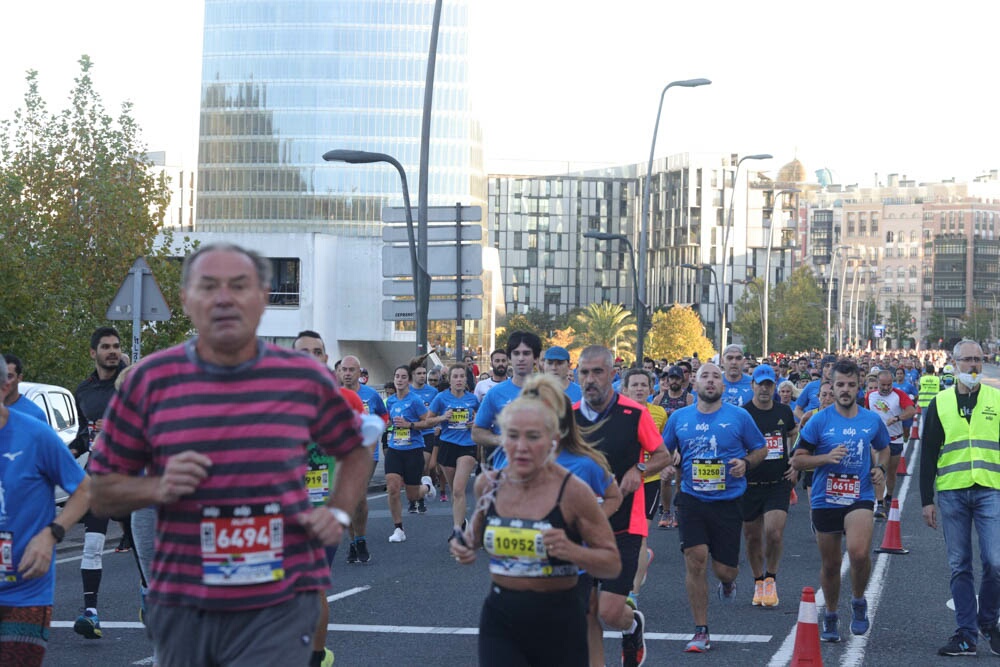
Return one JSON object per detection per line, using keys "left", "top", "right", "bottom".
{"left": 146, "top": 592, "right": 320, "bottom": 667}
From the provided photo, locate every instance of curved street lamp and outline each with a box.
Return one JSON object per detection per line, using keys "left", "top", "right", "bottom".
{"left": 323, "top": 149, "right": 428, "bottom": 355}
{"left": 719, "top": 153, "right": 771, "bottom": 350}
{"left": 638, "top": 77, "right": 711, "bottom": 363}
{"left": 681, "top": 263, "right": 723, "bottom": 353}
{"left": 761, "top": 188, "right": 800, "bottom": 359}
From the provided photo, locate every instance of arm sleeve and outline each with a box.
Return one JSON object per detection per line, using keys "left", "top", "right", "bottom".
{"left": 920, "top": 399, "right": 944, "bottom": 506}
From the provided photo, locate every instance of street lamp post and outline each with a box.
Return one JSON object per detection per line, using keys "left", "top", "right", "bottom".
{"left": 584, "top": 232, "right": 644, "bottom": 358}
{"left": 720, "top": 153, "right": 771, "bottom": 351}
{"left": 323, "top": 149, "right": 428, "bottom": 355}
{"left": 826, "top": 245, "right": 851, "bottom": 353}
{"left": 761, "top": 188, "right": 800, "bottom": 359}
{"left": 734, "top": 278, "right": 764, "bottom": 352}
{"left": 639, "top": 77, "right": 711, "bottom": 364}
{"left": 681, "top": 263, "right": 723, "bottom": 353}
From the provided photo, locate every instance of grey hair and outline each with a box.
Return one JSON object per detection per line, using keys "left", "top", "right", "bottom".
{"left": 953, "top": 338, "right": 982, "bottom": 359}
{"left": 180, "top": 242, "right": 272, "bottom": 288}
{"left": 579, "top": 345, "right": 614, "bottom": 368}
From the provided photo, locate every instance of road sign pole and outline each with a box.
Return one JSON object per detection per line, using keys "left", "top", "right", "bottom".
{"left": 455, "top": 202, "right": 464, "bottom": 361}
{"left": 131, "top": 262, "right": 143, "bottom": 363}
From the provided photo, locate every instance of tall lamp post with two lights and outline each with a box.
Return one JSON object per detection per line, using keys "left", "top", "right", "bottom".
{"left": 719, "top": 153, "right": 771, "bottom": 351}
{"left": 637, "top": 77, "right": 711, "bottom": 364}
{"left": 761, "top": 188, "right": 800, "bottom": 359}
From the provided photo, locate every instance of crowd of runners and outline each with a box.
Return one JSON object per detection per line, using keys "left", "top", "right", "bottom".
{"left": 2, "top": 241, "right": 999, "bottom": 665}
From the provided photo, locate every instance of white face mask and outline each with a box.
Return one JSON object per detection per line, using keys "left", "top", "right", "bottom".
{"left": 957, "top": 372, "right": 980, "bottom": 390}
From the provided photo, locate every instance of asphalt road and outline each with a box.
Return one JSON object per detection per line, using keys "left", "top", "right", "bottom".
{"left": 42, "top": 363, "right": 1000, "bottom": 666}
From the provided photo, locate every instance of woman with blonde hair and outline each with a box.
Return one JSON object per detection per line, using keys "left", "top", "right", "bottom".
{"left": 450, "top": 375, "right": 620, "bottom": 666}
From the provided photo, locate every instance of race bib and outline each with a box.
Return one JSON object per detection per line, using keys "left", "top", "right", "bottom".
{"left": 305, "top": 464, "right": 331, "bottom": 506}
{"left": 825, "top": 473, "right": 861, "bottom": 506}
{"left": 484, "top": 524, "right": 546, "bottom": 558}
{"left": 765, "top": 434, "right": 784, "bottom": 461}
{"left": 1, "top": 531, "right": 14, "bottom": 582}
{"left": 394, "top": 427, "right": 411, "bottom": 445}
{"left": 449, "top": 409, "right": 471, "bottom": 430}
{"left": 200, "top": 504, "right": 284, "bottom": 586}
{"left": 692, "top": 458, "right": 726, "bottom": 492}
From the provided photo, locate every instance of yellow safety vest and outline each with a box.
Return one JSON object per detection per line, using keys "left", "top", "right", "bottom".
{"left": 918, "top": 374, "right": 940, "bottom": 409}
{"left": 935, "top": 385, "right": 1000, "bottom": 492}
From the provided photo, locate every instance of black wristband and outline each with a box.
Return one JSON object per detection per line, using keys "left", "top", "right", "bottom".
{"left": 48, "top": 522, "right": 66, "bottom": 543}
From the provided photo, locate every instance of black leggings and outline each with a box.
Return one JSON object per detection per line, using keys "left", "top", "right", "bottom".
{"left": 479, "top": 583, "right": 587, "bottom": 667}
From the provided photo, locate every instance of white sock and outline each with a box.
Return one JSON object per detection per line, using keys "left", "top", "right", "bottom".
{"left": 625, "top": 618, "right": 638, "bottom": 635}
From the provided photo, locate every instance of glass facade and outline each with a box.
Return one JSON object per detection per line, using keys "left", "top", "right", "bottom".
{"left": 197, "top": 0, "right": 483, "bottom": 234}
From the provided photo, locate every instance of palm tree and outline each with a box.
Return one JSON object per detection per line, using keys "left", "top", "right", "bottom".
{"left": 570, "top": 301, "right": 637, "bottom": 359}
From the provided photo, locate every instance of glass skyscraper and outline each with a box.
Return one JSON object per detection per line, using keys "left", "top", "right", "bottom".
{"left": 197, "top": 0, "right": 483, "bottom": 234}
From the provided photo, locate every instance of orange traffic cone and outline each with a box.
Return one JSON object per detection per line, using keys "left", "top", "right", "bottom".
{"left": 874, "top": 498, "right": 910, "bottom": 554}
{"left": 791, "top": 586, "right": 824, "bottom": 666}
{"left": 790, "top": 487, "right": 799, "bottom": 505}
{"left": 896, "top": 455, "right": 908, "bottom": 477}
{"left": 910, "top": 406, "right": 921, "bottom": 441}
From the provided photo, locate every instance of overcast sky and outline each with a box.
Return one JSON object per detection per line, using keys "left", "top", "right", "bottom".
{"left": 2, "top": 0, "right": 995, "bottom": 186}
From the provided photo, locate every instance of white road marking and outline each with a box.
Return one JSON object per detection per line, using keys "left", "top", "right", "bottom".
{"left": 328, "top": 585, "right": 370, "bottom": 602}
{"left": 54, "top": 547, "right": 118, "bottom": 564}
{"left": 132, "top": 657, "right": 155, "bottom": 665}
{"left": 50, "top": 620, "right": 768, "bottom": 643}
{"left": 368, "top": 492, "right": 387, "bottom": 500}
{"left": 767, "top": 441, "right": 919, "bottom": 666}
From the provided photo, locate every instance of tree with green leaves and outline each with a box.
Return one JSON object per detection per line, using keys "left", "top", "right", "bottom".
{"left": 884, "top": 300, "right": 916, "bottom": 347}
{"left": 569, "top": 301, "right": 636, "bottom": 361}
{"left": 768, "top": 266, "right": 826, "bottom": 354}
{"left": 644, "top": 305, "right": 715, "bottom": 361}
{"left": 960, "top": 306, "right": 993, "bottom": 343}
{"left": 495, "top": 312, "right": 549, "bottom": 354}
{"left": 0, "top": 57, "right": 189, "bottom": 387}
{"left": 731, "top": 278, "right": 764, "bottom": 356}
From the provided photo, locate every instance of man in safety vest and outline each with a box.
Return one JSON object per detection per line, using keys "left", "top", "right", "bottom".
{"left": 920, "top": 339, "right": 1000, "bottom": 657}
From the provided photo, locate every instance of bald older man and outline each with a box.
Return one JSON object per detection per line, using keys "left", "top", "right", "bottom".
{"left": 339, "top": 355, "right": 388, "bottom": 564}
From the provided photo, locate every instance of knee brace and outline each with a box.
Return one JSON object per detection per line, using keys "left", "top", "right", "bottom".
{"left": 81, "top": 532, "right": 106, "bottom": 570}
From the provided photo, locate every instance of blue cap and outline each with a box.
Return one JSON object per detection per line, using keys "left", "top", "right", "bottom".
{"left": 543, "top": 346, "right": 570, "bottom": 361}
{"left": 752, "top": 365, "right": 777, "bottom": 384}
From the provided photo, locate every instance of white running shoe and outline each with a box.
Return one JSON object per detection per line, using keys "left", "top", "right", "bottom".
{"left": 388, "top": 527, "right": 407, "bottom": 543}
{"left": 421, "top": 475, "right": 437, "bottom": 500}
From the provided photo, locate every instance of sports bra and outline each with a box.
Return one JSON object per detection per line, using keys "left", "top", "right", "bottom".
{"left": 483, "top": 472, "right": 581, "bottom": 578}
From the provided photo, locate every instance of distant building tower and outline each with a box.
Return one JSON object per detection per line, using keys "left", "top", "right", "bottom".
{"left": 196, "top": 0, "right": 483, "bottom": 234}
{"left": 816, "top": 168, "right": 834, "bottom": 187}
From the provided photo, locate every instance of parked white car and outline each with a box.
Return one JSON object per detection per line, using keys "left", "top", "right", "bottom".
{"left": 21, "top": 381, "right": 88, "bottom": 503}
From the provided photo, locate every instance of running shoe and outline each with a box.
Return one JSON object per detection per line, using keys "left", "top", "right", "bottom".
{"left": 440, "top": 491, "right": 449, "bottom": 502}
{"left": 717, "top": 581, "right": 737, "bottom": 603}
{"left": 408, "top": 501, "right": 418, "bottom": 514}
{"left": 625, "top": 592, "right": 637, "bottom": 610}
{"left": 421, "top": 475, "right": 437, "bottom": 500}
{"left": 356, "top": 538, "right": 371, "bottom": 563}
{"left": 640, "top": 548, "right": 653, "bottom": 587}
{"left": 139, "top": 587, "right": 147, "bottom": 625}
{"left": 320, "top": 647, "right": 335, "bottom": 666}
{"left": 621, "top": 609, "right": 646, "bottom": 667}
{"left": 762, "top": 577, "right": 779, "bottom": 607}
{"left": 346, "top": 541, "right": 359, "bottom": 564}
{"left": 873, "top": 504, "right": 888, "bottom": 520}
{"left": 657, "top": 511, "right": 672, "bottom": 529}
{"left": 982, "top": 625, "right": 1000, "bottom": 656}
{"left": 417, "top": 499, "right": 427, "bottom": 514}
{"left": 850, "top": 597, "right": 869, "bottom": 635}
{"left": 388, "top": 528, "right": 406, "bottom": 543}
{"left": 938, "top": 633, "right": 976, "bottom": 656}
{"left": 752, "top": 579, "right": 765, "bottom": 606}
{"left": 821, "top": 612, "right": 841, "bottom": 643}
{"left": 115, "top": 534, "right": 132, "bottom": 553}
{"left": 684, "top": 630, "right": 711, "bottom": 653}
{"left": 73, "top": 610, "right": 103, "bottom": 639}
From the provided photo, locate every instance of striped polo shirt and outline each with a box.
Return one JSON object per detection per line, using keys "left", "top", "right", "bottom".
{"left": 89, "top": 339, "right": 363, "bottom": 611}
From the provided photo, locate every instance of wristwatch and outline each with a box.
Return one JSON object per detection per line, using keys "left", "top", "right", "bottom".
{"left": 48, "top": 522, "right": 66, "bottom": 543}
{"left": 328, "top": 507, "right": 351, "bottom": 528}
{"left": 635, "top": 462, "right": 647, "bottom": 473}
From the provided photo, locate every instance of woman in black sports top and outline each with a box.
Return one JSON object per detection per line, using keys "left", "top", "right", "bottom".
{"left": 449, "top": 377, "right": 620, "bottom": 666}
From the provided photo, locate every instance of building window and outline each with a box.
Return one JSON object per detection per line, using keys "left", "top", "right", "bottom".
{"left": 269, "top": 258, "right": 300, "bottom": 306}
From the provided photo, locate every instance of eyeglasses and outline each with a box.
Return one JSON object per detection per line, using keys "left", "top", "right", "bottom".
{"left": 956, "top": 356, "right": 984, "bottom": 363}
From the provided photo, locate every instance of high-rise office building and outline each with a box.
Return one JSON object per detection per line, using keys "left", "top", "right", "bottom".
{"left": 185, "top": 0, "right": 488, "bottom": 376}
